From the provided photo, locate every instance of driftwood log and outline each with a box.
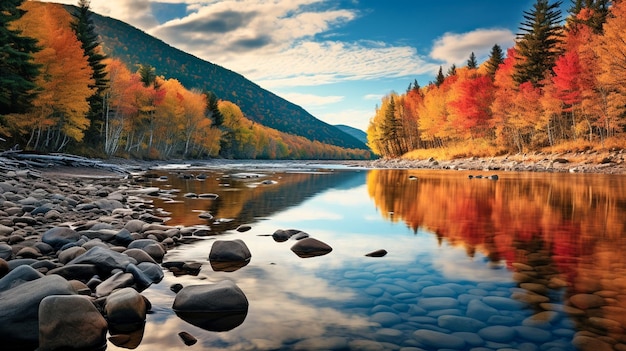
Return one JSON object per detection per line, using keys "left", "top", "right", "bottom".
{"left": 0, "top": 149, "right": 129, "bottom": 178}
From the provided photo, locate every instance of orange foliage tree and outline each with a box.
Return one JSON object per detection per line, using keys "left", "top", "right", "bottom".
{"left": 12, "top": 1, "right": 94, "bottom": 151}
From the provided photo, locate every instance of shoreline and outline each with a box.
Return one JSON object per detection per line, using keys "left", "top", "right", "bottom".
{"left": 3, "top": 149, "right": 626, "bottom": 179}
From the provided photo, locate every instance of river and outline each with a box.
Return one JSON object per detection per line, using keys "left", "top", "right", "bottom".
{"left": 110, "top": 162, "right": 626, "bottom": 350}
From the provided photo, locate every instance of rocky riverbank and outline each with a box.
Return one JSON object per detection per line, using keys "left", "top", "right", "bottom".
{"left": 0, "top": 163, "right": 258, "bottom": 350}
{"left": 363, "top": 149, "right": 626, "bottom": 174}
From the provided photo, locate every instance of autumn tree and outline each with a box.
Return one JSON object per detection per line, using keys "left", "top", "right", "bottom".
{"left": 514, "top": 0, "right": 564, "bottom": 86}
{"left": 0, "top": 0, "right": 40, "bottom": 124}
{"left": 484, "top": 44, "right": 505, "bottom": 78}
{"left": 593, "top": 0, "right": 626, "bottom": 136}
{"left": 14, "top": 1, "right": 94, "bottom": 151}
{"left": 569, "top": 0, "right": 611, "bottom": 33}
{"left": 71, "top": 0, "right": 108, "bottom": 147}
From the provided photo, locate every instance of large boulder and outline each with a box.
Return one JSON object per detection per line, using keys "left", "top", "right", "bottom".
{"left": 0, "top": 265, "right": 43, "bottom": 292}
{"left": 105, "top": 287, "right": 147, "bottom": 333}
{"left": 0, "top": 275, "right": 75, "bottom": 346}
{"left": 67, "top": 246, "right": 137, "bottom": 274}
{"left": 209, "top": 239, "right": 251, "bottom": 271}
{"left": 173, "top": 280, "right": 248, "bottom": 331}
{"left": 38, "top": 295, "right": 107, "bottom": 351}
{"left": 290, "top": 238, "right": 333, "bottom": 258}
{"left": 41, "top": 227, "right": 80, "bottom": 250}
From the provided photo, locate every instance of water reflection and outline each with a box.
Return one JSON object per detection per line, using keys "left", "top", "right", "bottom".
{"left": 108, "top": 167, "right": 626, "bottom": 350}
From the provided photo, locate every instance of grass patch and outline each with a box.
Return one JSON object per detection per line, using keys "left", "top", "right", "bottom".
{"left": 403, "top": 139, "right": 505, "bottom": 161}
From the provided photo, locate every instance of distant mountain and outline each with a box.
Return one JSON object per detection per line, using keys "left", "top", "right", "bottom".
{"left": 74, "top": 6, "right": 367, "bottom": 151}
{"left": 335, "top": 125, "right": 368, "bottom": 145}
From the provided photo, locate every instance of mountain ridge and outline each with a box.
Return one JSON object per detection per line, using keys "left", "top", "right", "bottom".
{"left": 75, "top": 6, "right": 367, "bottom": 151}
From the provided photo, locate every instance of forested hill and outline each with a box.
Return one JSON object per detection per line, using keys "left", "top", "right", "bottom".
{"left": 77, "top": 7, "right": 367, "bottom": 151}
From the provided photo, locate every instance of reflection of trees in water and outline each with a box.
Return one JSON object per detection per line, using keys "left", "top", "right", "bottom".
{"left": 367, "top": 169, "right": 626, "bottom": 346}
{"left": 147, "top": 169, "right": 365, "bottom": 232}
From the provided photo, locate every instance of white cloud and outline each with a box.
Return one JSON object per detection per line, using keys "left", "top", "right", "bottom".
{"left": 363, "top": 94, "right": 384, "bottom": 101}
{"left": 430, "top": 28, "right": 515, "bottom": 66}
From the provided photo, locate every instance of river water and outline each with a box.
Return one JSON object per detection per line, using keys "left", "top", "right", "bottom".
{"left": 111, "top": 162, "right": 626, "bottom": 350}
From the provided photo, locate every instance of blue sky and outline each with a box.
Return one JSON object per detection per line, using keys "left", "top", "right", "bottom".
{"left": 43, "top": 0, "right": 570, "bottom": 131}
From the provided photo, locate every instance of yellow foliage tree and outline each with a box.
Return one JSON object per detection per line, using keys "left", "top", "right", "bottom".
{"left": 14, "top": 1, "right": 94, "bottom": 150}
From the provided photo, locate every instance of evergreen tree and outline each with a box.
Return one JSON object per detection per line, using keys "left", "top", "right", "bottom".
{"left": 381, "top": 96, "right": 402, "bottom": 156}
{"left": 447, "top": 64, "right": 457, "bottom": 77}
{"left": 568, "top": 0, "right": 610, "bottom": 33}
{"left": 435, "top": 66, "right": 445, "bottom": 87}
{"left": 71, "top": 0, "right": 108, "bottom": 146}
{"left": 138, "top": 64, "right": 157, "bottom": 87}
{"left": 484, "top": 44, "right": 505, "bottom": 78}
{"left": 514, "top": 0, "right": 564, "bottom": 86}
{"left": 467, "top": 52, "right": 478, "bottom": 69}
{"left": 0, "top": 0, "right": 40, "bottom": 117}
{"left": 205, "top": 91, "right": 223, "bottom": 127}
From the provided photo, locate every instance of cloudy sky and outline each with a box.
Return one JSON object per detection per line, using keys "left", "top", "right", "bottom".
{"left": 41, "top": 0, "right": 566, "bottom": 131}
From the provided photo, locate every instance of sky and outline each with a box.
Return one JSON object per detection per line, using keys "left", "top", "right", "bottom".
{"left": 40, "top": 0, "right": 569, "bottom": 131}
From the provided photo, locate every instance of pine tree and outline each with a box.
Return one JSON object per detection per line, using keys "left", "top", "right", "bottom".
{"left": 467, "top": 52, "right": 478, "bottom": 69}
{"left": 447, "top": 64, "right": 457, "bottom": 77}
{"left": 435, "top": 66, "right": 445, "bottom": 87}
{"left": 568, "top": 0, "right": 610, "bottom": 33}
{"left": 0, "top": 0, "right": 40, "bottom": 117}
{"left": 71, "top": 0, "right": 108, "bottom": 146}
{"left": 205, "top": 91, "right": 223, "bottom": 127}
{"left": 484, "top": 44, "right": 505, "bottom": 78}
{"left": 514, "top": 0, "right": 564, "bottom": 86}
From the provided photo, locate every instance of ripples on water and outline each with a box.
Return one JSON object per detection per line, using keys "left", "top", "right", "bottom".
{"left": 112, "top": 163, "right": 626, "bottom": 350}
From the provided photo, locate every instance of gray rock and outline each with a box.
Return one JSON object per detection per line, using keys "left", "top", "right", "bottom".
{"left": 173, "top": 280, "right": 248, "bottom": 331}
{"left": 58, "top": 246, "right": 87, "bottom": 264}
{"left": 124, "top": 219, "right": 146, "bottom": 233}
{"left": 67, "top": 246, "right": 137, "bottom": 273}
{"left": 209, "top": 239, "right": 252, "bottom": 263}
{"left": 123, "top": 248, "right": 157, "bottom": 264}
{"left": 47, "top": 264, "right": 99, "bottom": 283}
{"left": 0, "top": 244, "right": 12, "bottom": 260}
{"left": 437, "top": 315, "right": 487, "bottom": 332}
{"left": 413, "top": 329, "right": 466, "bottom": 349}
{"left": 0, "top": 224, "right": 13, "bottom": 236}
{"left": 38, "top": 295, "right": 107, "bottom": 351}
{"left": 0, "top": 265, "right": 43, "bottom": 292}
{"left": 137, "top": 262, "right": 164, "bottom": 284}
{"left": 95, "top": 271, "right": 135, "bottom": 297}
{"left": 0, "top": 275, "right": 75, "bottom": 345}
{"left": 42, "top": 227, "right": 80, "bottom": 250}
{"left": 105, "top": 287, "right": 147, "bottom": 332}
{"left": 478, "top": 325, "right": 516, "bottom": 343}
{"left": 126, "top": 263, "right": 153, "bottom": 289}
{"left": 290, "top": 237, "right": 333, "bottom": 258}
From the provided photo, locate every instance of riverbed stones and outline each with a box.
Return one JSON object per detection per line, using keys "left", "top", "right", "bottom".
{"left": 0, "top": 275, "right": 76, "bottom": 344}
{"left": 38, "top": 295, "right": 107, "bottom": 351}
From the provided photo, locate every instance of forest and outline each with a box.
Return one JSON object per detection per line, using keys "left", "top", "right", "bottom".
{"left": 0, "top": 0, "right": 370, "bottom": 160}
{"left": 367, "top": 0, "right": 626, "bottom": 159}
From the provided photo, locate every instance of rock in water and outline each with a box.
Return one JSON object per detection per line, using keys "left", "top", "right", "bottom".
{"left": 290, "top": 238, "right": 333, "bottom": 258}
{"left": 365, "top": 249, "right": 387, "bottom": 257}
{"left": 105, "top": 287, "right": 147, "bottom": 333}
{"left": 173, "top": 280, "right": 249, "bottom": 331}
{"left": 209, "top": 239, "right": 251, "bottom": 272}
{"left": 38, "top": 295, "right": 107, "bottom": 351}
